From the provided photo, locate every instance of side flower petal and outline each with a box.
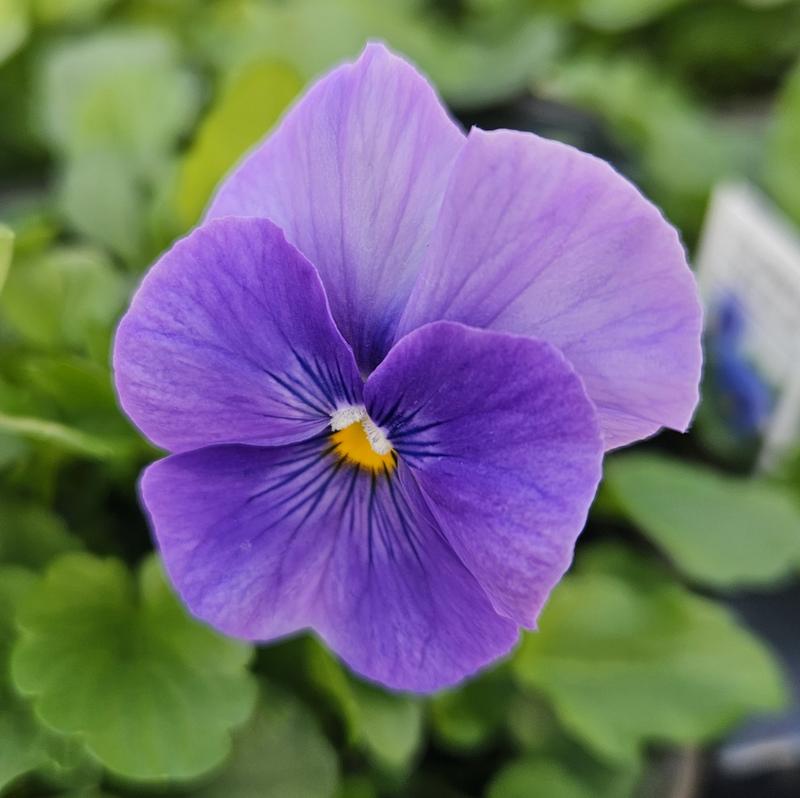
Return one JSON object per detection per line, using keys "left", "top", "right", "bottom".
{"left": 365, "top": 321, "right": 604, "bottom": 628}
{"left": 141, "top": 442, "right": 517, "bottom": 692}
{"left": 114, "top": 217, "right": 362, "bottom": 453}
{"left": 206, "top": 43, "right": 464, "bottom": 374}
{"left": 397, "top": 128, "right": 703, "bottom": 450}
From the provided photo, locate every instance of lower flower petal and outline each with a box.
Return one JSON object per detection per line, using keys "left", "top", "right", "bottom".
{"left": 313, "top": 463, "right": 519, "bottom": 692}
{"left": 364, "top": 321, "right": 604, "bottom": 629}
{"left": 141, "top": 439, "right": 518, "bottom": 692}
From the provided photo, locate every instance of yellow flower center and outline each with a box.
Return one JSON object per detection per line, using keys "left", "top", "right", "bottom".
{"left": 330, "top": 411, "right": 395, "bottom": 474}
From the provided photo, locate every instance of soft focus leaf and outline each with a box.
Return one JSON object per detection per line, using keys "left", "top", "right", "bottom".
{"left": 37, "top": 28, "right": 199, "bottom": 170}
{"left": 765, "top": 59, "right": 800, "bottom": 225}
{"left": 487, "top": 755, "right": 637, "bottom": 798}
{"left": 0, "top": 0, "right": 28, "bottom": 65}
{"left": 58, "top": 151, "right": 146, "bottom": 263}
{"left": 505, "top": 693, "right": 562, "bottom": 753}
{"left": 0, "top": 245, "right": 127, "bottom": 354}
{"left": 193, "top": 685, "right": 338, "bottom": 798}
{"left": 349, "top": 680, "right": 424, "bottom": 774}
{"left": 305, "top": 636, "right": 362, "bottom": 744}
{"left": 577, "top": 0, "right": 689, "bottom": 31}
{"left": 605, "top": 454, "right": 800, "bottom": 588}
{"left": 304, "top": 638, "right": 423, "bottom": 773}
{"left": 335, "top": 775, "right": 378, "bottom": 798}
{"left": 177, "top": 60, "right": 302, "bottom": 227}
{"left": 0, "top": 498, "right": 82, "bottom": 568}
{"left": 14, "top": 355, "right": 144, "bottom": 463}
{"left": 513, "top": 546, "right": 786, "bottom": 763}
{"left": 0, "top": 566, "right": 46, "bottom": 791}
{"left": 0, "top": 412, "right": 121, "bottom": 460}
{"left": 0, "top": 223, "right": 12, "bottom": 293}
{"left": 33, "top": 0, "right": 117, "bottom": 25}
{"left": 540, "top": 53, "right": 756, "bottom": 236}
{"left": 11, "top": 553, "right": 257, "bottom": 781}
{"left": 0, "top": 567, "right": 95, "bottom": 791}
{"left": 430, "top": 669, "right": 514, "bottom": 752}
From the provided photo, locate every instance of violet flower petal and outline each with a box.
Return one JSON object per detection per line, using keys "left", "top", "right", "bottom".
{"left": 114, "top": 217, "right": 361, "bottom": 452}
{"left": 398, "top": 128, "right": 703, "bottom": 450}
{"left": 206, "top": 43, "right": 464, "bottom": 373}
{"left": 365, "top": 321, "right": 603, "bottom": 627}
{"left": 141, "top": 444, "right": 518, "bottom": 692}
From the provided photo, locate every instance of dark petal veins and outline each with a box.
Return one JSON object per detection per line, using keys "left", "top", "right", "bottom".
{"left": 365, "top": 321, "right": 604, "bottom": 628}
{"left": 142, "top": 439, "right": 517, "bottom": 693}
{"left": 114, "top": 217, "right": 362, "bottom": 453}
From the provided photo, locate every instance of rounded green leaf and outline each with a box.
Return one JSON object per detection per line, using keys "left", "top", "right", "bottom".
{"left": 512, "top": 546, "right": 786, "bottom": 763}
{"left": 193, "top": 685, "right": 339, "bottom": 798}
{"left": 605, "top": 454, "right": 800, "bottom": 588}
{"left": 11, "top": 553, "right": 257, "bottom": 782}
{"left": 0, "top": 566, "right": 46, "bottom": 791}
{"left": 0, "top": 566, "right": 96, "bottom": 792}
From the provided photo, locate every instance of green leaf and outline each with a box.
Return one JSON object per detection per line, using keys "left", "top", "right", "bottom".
{"left": 0, "top": 566, "right": 46, "bottom": 792}
{"left": 430, "top": 668, "right": 514, "bottom": 752}
{"left": 605, "top": 454, "right": 800, "bottom": 588}
{"left": 512, "top": 545, "right": 786, "bottom": 764}
{"left": 0, "top": 412, "right": 121, "bottom": 460}
{"left": 487, "top": 754, "right": 637, "bottom": 798}
{"left": 0, "top": 245, "right": 128, "bottom": 355}
{"left": 58, "top": 151, "right": 146, "bottom": 264}
{"left": 11, "top": 553, "right": 258, "bottom": 782}
{"left": 0, "top": 498, "right": 82, "bottom": 569}
{"left": 0, "top": 223, "right": 12, "bottom": 294}
{"left": 193, "top": 685, "right": 339, "bottom": 798}
{"left": 0, "top": 566, "right": 95, "bottom": 792}
{"left": 176, "top": 60, "right": 302, "bottom": 228}
{"left": 0, "top": 0, "right": 28, "bottom": 66}
{"left": 540, "top": 53, "right": 755, "bottom": 237}
{"left": 765, "top": 59, "right": 800, "bottom": 226}
{"left": 304, "top": 636, "right": 362, "bottom": 744}
{"left": 37, "top": 29, "right": 199, "bottom": 172}
{"left": 33, "top": 0, "right": 117, "bottom": 25}
{"left": 335, "top": 776, "right": 378, "bottom": 798}
{"left": 576, "top": 0, "right": 689, "bottom": 31}
{"left": 349, "top": 680, "right": 424, "bottom": 774}
{"left": 505, "top": 692, "right": 562, "bottom": 753}
{"left": 302, "top": 638, "right": 423, "bottom": 773}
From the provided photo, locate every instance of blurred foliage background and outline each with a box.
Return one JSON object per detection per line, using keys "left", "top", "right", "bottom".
{"left": 1, "top": 1, "right": 800, "bottom": 797}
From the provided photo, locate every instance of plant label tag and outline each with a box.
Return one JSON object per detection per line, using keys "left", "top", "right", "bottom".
{"left": 696, "top": 182, "right": 800, "bottom": 470}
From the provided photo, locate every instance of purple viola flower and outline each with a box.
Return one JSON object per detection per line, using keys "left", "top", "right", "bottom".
{"left": 113, "top": 44, "right": 702, "bottom": 692}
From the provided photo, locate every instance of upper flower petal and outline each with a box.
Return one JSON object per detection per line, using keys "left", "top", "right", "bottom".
{"left": 206, "top": 43, "right": 464, "bottom": 374}
{"left": 141, "top": 441, "right": 518, "bottom": 692}
{"left": 365, "top": 321, "right": 603, "bottom": 628}
{"left": 397, "top": 128, "right": 703, "bottom": 450}
{"left": 114, "top": 217, "right": 362, "bottom": 453}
